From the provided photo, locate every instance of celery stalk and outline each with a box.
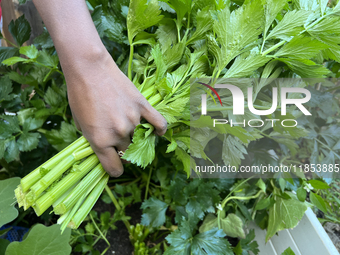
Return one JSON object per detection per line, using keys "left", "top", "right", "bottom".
{"left": 72, "top": 146, "right": 94, "bottom": 161}
{"left": 54, "top": 164, "right": 106, "bottom": 215}
{"left": 33, "top": 155, "right": 100, "bottom": 216}
{"left": 69, "top": 174, "right": 109, "bottom": 229}
{"left": 20, "top": 136, "right": 87, "bottom": 192}
{"left": 26, "top": 155, "right": 76, "bottom": 203}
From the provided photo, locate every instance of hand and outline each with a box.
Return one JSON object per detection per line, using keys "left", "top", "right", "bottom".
{"left": 64, "top": 49, "right": 167, "bottom": 177}
{"left": 32, "top": 0, "right": 167, "bottom": 177}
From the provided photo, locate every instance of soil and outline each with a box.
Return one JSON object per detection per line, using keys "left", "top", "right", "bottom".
{"left": 94, "top": 200, "right": 142, "bottom": 255}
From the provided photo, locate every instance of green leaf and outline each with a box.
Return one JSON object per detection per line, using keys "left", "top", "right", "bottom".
{"left": 2, "top": 57, "right": 29, "bottom": 66}
{"left": 36, "top": 51, "right": 59, "bottom": 68}
{"left": 5, "top": 224, "right": 71, "bottom": 255}
{"left": 187, "top": 8, "right": 214, "bottom": 44}
{"left": 310, "top": 192, "right": 327, "bottom": 213}
{"left": 255, "top": 197, "right": 271, "bottom": 210}
{"left": 222, "top": 135, "right": 247, "bottom": 168}
{"left": 122, "top": 124, "right": 156, "bottom": 168}
{"left": 17, "top": 132, "right": 40, "bottom": 152}
{"left": 308, "top": 180, "right": 331, "bottom": 189}
{"left": 234, "top": 229, "right": 259, "bottom": 255}
{"left": 296, "top": 186, "right": 307, "bottom": 202}
{"left": 127, "top": 0, "right": 163, "bottom": 43}
{"left": 199, "top": 214, "right": 218, "bottom": 233}
{"left": 0, "top": 177, "right": 20, "bottom": 228}
{"left": 220, "top": 213, "right": 245, "bottom": 238}
{"left": 264, "top": 0, "right": 288, "bottom": 35}
{"left": 274, "top": 36, "right": 328, "bottom": 59}
{"left": 19, "top": 45, "right": 39, "bottom": 59}
{"left": 213, "top": 0, "right": 264, "bottom": 66}
{"left": 44, "top": 122, "right": 78, "bottom": 151}
{"left": 278, "top": 58, "right": 330, "bottom": 78}
{"left": 3, "top": 138, "right": 20, "bottom": 163}
{"left": 256, "top": 179, "right": 266, "bottom": 193}
{"left": 0, "top": 116, "right": 21, "bottom": 139}
{"left": 266, "top": 196, "right": 308, "bottom": 242}
{"left": 22, "top": 117, "right": 45, "bottom": 132}
{"left": 224, "top": 54, "right": 271, "bottom": 78}
{"left": 281, "top": 247, "right": 295, "bottom": 255}
{"left": 8, "top": 15, "right": 31, "bottom": 46}
{"left": 266, "top": 10, "right": 310, "bottom": 40}
{"left": 165, "top": 226, "right": 233, "bottom": 255}
{"left": 279, "top": 178, "right": 286, "bottom": 192}
{"left": 92, "top": 6, "right": 126, "bottom": 44}
{"left": 0, "top": 47, "right": 20, "bottom": 66}
{"left": 0, "top": 76, "right": 15, "bottom": 102}
{"left": 141, "top": 197, "right": 168, "bottom": 227}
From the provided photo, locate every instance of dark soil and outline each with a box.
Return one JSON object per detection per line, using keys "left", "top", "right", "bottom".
{"left": 94, "top": 200, "right": 143, "bottom": 255}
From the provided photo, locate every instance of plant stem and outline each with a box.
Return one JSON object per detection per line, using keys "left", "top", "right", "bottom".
{"left": 20, "top": 136, "right": 87, "bottom": 192}
{"left": 70, "top": 174, "right": 109, "bottom": 229}
{"left": 262, "top": 40, "right": 286, "bottom": 56}
{"left": 54, "top": 164, "right": 106, "bottom": 215}
{"left": 104, "top": 185, "right": 121, "bottom": 211}
{"left": 128, "top": 44, "right": 134, "bottom": 80}
{"left": 33, "top": 155, "right": 100, "bottom": 216}
{"left": 145, "top": 167, "right": 153, "bottom": 200}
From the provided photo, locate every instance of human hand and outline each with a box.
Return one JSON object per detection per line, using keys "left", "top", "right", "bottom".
{"left": 64, "top": 49, "right": 167, "bottom": 177}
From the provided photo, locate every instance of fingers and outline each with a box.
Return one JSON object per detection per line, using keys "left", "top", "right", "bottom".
{"left": 93, "top": 146, "right": 124, "bottom": 177}
{"left": 140, "top": 101, "right": 167, "bottom": 136}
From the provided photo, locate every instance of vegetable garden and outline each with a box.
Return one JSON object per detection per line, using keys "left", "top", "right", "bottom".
{"left": 1, "top": 0, "right": 340, "bottom": 254}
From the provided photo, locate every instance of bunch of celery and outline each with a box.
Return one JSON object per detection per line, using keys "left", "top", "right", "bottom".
{"left": 14, "top": 137, "right": 109, "bottom": 232}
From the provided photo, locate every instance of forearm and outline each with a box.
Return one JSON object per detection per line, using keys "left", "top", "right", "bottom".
{"left": 32, "top": 0, "right": 108, "bottom": 74}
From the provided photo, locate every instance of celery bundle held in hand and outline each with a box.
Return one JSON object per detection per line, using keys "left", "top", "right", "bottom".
{"left": 15, "top": 137, "right": 109, "bottom": 232}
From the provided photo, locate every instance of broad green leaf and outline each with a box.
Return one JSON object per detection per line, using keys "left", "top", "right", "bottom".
{"left": 0, "top": 76, "right": 15, "bottom": 102}
{"left": 36, "top": 51, "right": 59, "bottom": 68}
{"left": 191, "top": 228, "right": 233, "bottom": 255}
{"left": 2, "top": 57, "right": 29, "bottom": 66}
{"left": 220, "top": 213, "right": 245, "bottom": 238}
{"left": 8, "top": 15, "right": 31, "bottom": 46}
{"left": 265, "top": 196, "right": 307, "bottom": 242}
{"left": 255, "top": 197, "right": 271, "bottom": 210}
{"left": 278, "top": 58, "right": 330, "bottom": 78}
{"left": 175, "top": 146, "right": 192, "bottom": 177}
{"left": 17, "top": 132, "right": 40, "bottom": 152}
{"left": 234, "top": 229, "right": 259, "bottom": 255}
{"left": 213, "top": 0, "right": 264, "bottom": 66}
{"left": 141, "top": 197, "right": 168, "bottom": 227}
{"left": 122, "top": 124, "right": 156, "bottom": 168}
{"left": 0, "top": 177, "right": 20, "bottom": 228}
{"left": 19, "top": 45, "right": 38, "bottom": 59}
{"left": 224, "top": 54, "right": 271, "bottom": 78}
{"left": 92, "top": 6, "right": 126, "bottom": 43}
{"left": 156, "top": 18, "right": 177, "bottom": 49}
{"left": 274, "top": 36, "right": 328, "bottom": 59}
{"left": 281, "top": 247, "right": 295, "bottom": 255}
{"left": 22, "top": 117, "right": 45, "bottom": 132}
{"left": 3, "top": 139, "right": 20, "bottom": 163}
{"left": 44, "top": 122, "right": 78, "bottom": 151}
{"left": 0, "top": 239, "right": 10, "bottom": 255}
{"left": 296, "top": 186, "right": 307, "bottom": 202}
{"left": 308, "top": 180, "right": 330, "bottom": 189}
{"left": 266, "top": 10, "right": 310, "bottom": 40}
{"left": 294, "top": 0, "right": 319, "bottom": 11}
{"left": 310, "top": 192, "right": 327, "bottom": 213}
{"left": 222, "top": 135, "right": 247, "bottom": 168}
{"left": 0, "top": 116, "right": 20, "bottom": 140}
{"left": 187, "top": 8, "right": 213, "bottom": 44}
{"left": 168, "top": 0, "right": 191, "bottom": 26}
{"left": 127, "top": 0, "right": 163, "bottom": 43}
{"left": 5, "top": 224, "right": 71, "bottom": 255}
{"left": 264, "top": 0, "right": 288, "bottom": 35}
{"left": 156, "top": 97, "right": 189, "bottom": 124}
{"left": 309, "top": 16, "right": 340, "bottom": 35}
{"left": 165, "top": 226, "right": 233, "bottom": 255}
{"left": 199, "top": 214, "right": 218, "bottom": 233}
{"left": 256, "top": 178, "right": 266, "bottom": 193}
{"left": 0, "top": 47, "right": 19, "bottom": 66}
